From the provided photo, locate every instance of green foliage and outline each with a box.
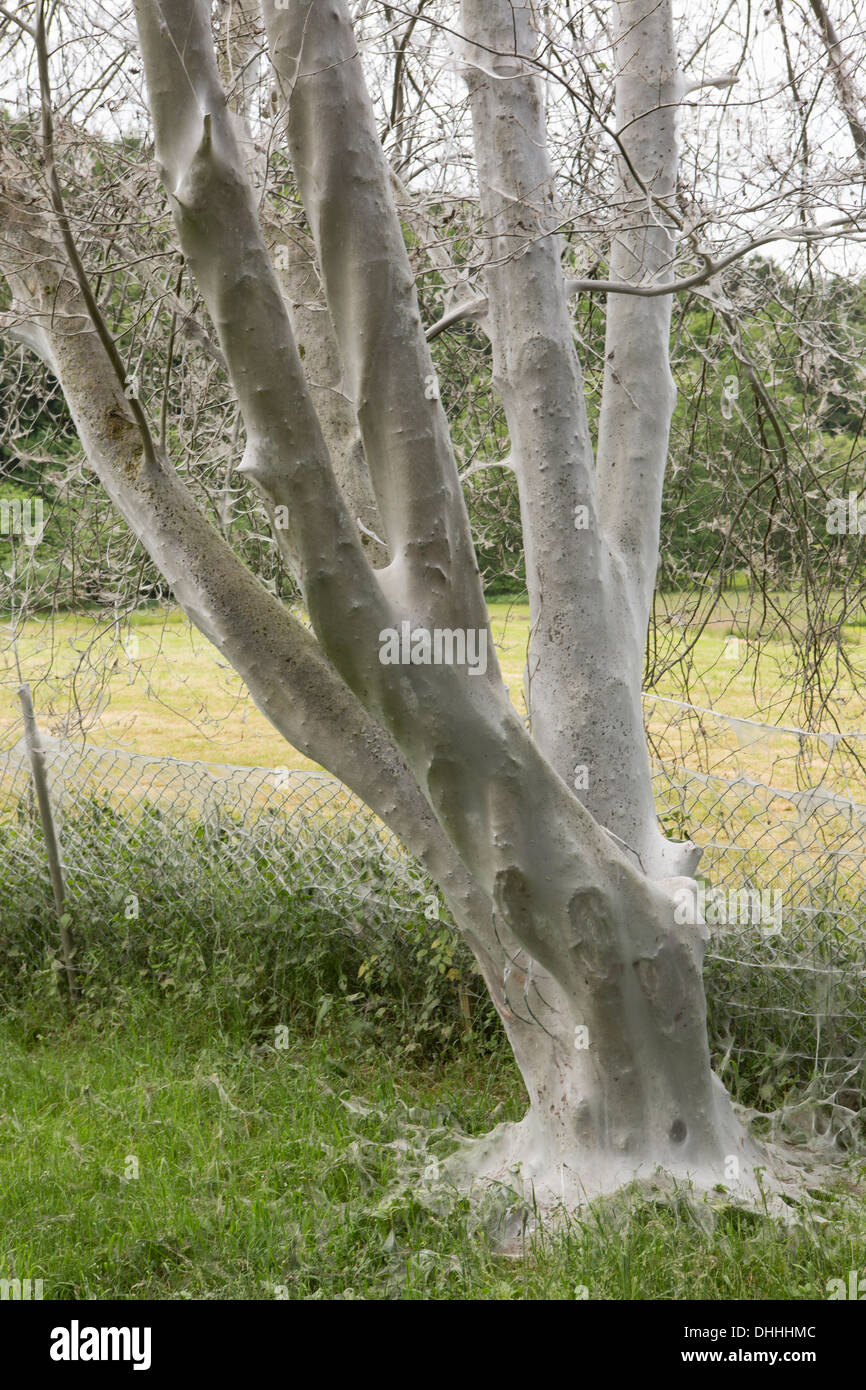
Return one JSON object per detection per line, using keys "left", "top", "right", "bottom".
{"left": 0, "top": 798, "right": 500, "bottom": 1059}
{"left": 2, "top": 791, "right": 864, "bottom": 1124}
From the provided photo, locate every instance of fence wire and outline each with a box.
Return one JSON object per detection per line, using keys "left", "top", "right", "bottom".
{"left": 1, "top": 695, "right": 864, "bottom": 1127}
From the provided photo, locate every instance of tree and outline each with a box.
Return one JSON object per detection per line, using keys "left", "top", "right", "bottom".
{"left": 1, "top": 0, "right": 863, "bottom": 1217}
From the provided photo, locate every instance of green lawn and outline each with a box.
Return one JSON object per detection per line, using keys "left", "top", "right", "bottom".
{"left": 1, "top": 1009, "right": 863, "bottom": 1300}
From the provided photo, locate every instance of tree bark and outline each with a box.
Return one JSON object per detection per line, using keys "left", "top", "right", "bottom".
{"left": 460, "top": 0, "right": 697, "bottom": 879}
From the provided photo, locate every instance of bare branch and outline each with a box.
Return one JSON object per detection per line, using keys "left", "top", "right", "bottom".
{"left": 262, "top": 0, "right": 491, "bottom": 635}
{"left": 0, "top": 4, "right": 36, "bottom": 38}
{"left": 426, "top": 216, "right": 865, "bottom": 339}
{"left": 34, "top": 0, "right": 160, "bottom": 472}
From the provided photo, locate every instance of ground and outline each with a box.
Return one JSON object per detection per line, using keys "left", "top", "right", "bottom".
{"left": 1, "top": 1010, "right": 862, "bottom": 1300}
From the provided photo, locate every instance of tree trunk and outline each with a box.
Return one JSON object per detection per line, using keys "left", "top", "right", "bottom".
{"left": 0, "top": 0, "right": 789, "bottom": 1224}
{"left": 448, "top": 855, "right": 764, "bottom": 1215}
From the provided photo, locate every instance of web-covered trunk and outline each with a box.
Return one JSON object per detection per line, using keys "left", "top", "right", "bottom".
{"left": 0, "top": 0, "right": 786, "bottom": 1222}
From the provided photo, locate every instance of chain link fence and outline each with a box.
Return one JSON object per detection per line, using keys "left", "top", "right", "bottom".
{"left": 1, "top": 695, "right": 864, "bottom": 1128}
{"left": 644, "top": 694, "right": 866, "bottom": 1138}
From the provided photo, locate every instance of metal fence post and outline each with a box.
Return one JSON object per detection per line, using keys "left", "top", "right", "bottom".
{"left": 16, "top": 683, "right": 78, "bottom": 1005}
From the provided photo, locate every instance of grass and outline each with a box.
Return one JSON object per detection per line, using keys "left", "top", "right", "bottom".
{"left": 1, "top": 596, "right": 864, "bottom": 769}
{"left": 1, "top": 1006, "right": 864, "bottom": 1301}
{"left": 1, "top": 595, "right": 864, "bottom": 1298}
